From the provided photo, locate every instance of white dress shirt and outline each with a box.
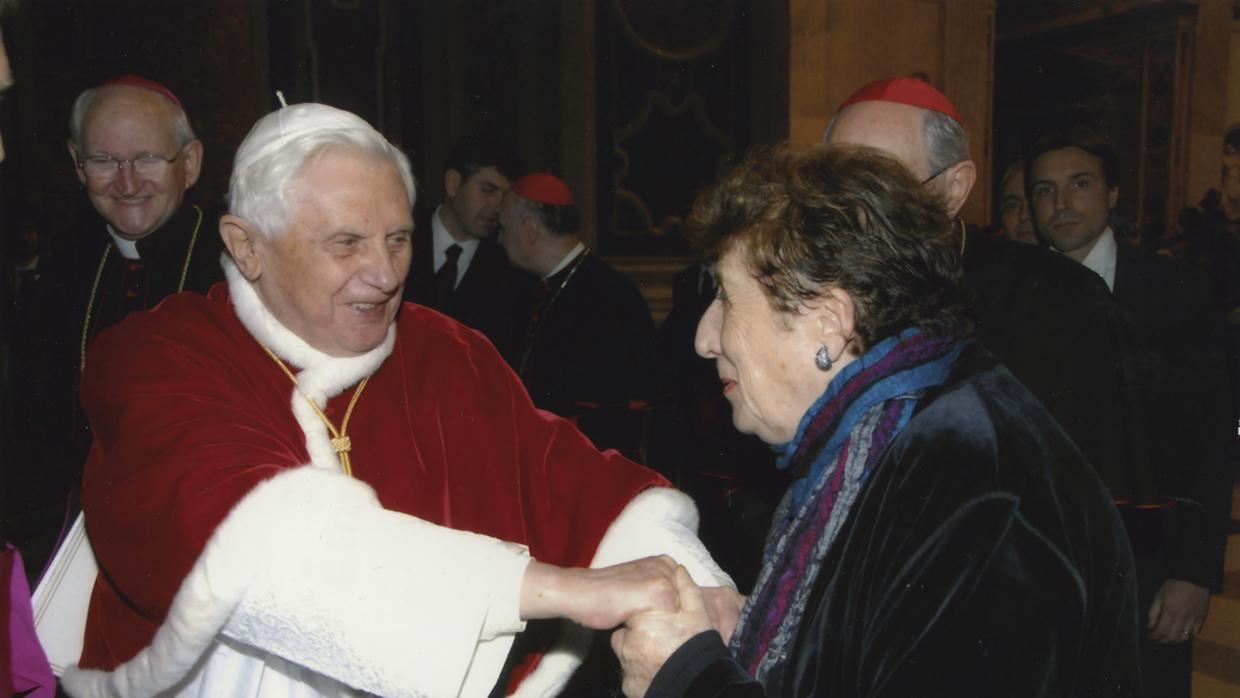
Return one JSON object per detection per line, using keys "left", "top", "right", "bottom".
{"left": 431, "top": 205, "right": 480, "bottom": 289}
{"left": 543, "top": 242, "right": 586, "bottom": 280}
{"left": 107, "top": 226, "right": 141, "bottom": 260}
{"left": 1077, "top": 226, "right": 1118, "bottom": 291}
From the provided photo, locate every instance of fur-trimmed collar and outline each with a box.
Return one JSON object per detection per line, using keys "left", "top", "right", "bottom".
{"left": 224, "top": 255, "right": 395, "bottom": 400}
{"left": 224, "top": 255, "right": 396, "bottom": 473}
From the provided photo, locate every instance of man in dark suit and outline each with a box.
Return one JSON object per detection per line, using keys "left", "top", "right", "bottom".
{"left": 1029, "top": 126, "right": 1232, "bottom": 698}
{"left": 403, "top": 138, "right": 536, "bottom": 366}
{"left": 497, "top": 172, "right": 658, "bottom": 456}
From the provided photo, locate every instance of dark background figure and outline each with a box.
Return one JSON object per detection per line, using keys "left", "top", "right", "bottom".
{"left": 402, "top": 137, "right": 538, "bottom": 367}
{"left": 498, "top": 172, "right": 658, "bottom": 459}
{"left": 1028, "top": 125, "right": 1233, "bottom": 698}
{"left": 1170, "top": 124, "right": 1240, "bottom": 478}
{"left": 5, "top": 77, "right": 223, "bottom": 584}
{"left": 996, "top": 159, "right": 1037, "bottom": 244}
{"left": 3, "top": 214, "right": 41, "bottom": 336}
{"left": 0, "top": 8, "right": 15, "bottom": 556}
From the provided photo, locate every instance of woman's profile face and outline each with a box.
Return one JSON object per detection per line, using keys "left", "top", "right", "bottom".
{"left": 694, "top": 247, "right": 831, "bottom": 445}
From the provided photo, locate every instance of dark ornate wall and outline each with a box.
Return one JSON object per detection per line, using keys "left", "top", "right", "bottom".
{"left": 0, "top": 0, "right": 1228, "bottom": 301}
{"left": 595, "top": 0, "right": 780, "bottom": 257}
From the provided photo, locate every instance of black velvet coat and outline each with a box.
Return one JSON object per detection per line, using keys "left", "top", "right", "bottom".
{"left": 647, "top": 344, "right": 1142, "bottom": 698}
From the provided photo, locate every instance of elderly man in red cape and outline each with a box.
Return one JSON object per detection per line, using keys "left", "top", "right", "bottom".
{"left": 62, "top": 103, "right": 732, "bottom": 697}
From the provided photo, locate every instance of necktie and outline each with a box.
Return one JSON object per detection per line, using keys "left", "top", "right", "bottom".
{"left": 435, "top": 244, "right": 462, "bottom": 307}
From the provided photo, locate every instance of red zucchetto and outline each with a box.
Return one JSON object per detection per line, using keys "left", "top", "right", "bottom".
{"left": 837, "top": 76, "right": 962, "bottom": 125}
{"left": 511, "top": 172, "right": 574, "bottom": 206}
{"left": 102, "top": 74, "right": 183, "bottom": 109}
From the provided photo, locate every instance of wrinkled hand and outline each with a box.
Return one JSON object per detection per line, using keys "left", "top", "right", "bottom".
{"left": 520, "top": 555, "right": 679, "bottom": 630}
{"left": 701, "top": 586, "right": 745, "bottom": 644}
{"left": 612, "top": 565, "right": 715, "bottom": 698}
{"left": 1148, "top": 579, "right": 1210, "bottom": 644}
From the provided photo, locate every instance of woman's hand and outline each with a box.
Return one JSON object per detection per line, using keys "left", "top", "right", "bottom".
{"left": 612, "top": 565, "right": 715, "bottom": 698}
{"left": 702, "top": 586, "right": 746, "bottom": 644}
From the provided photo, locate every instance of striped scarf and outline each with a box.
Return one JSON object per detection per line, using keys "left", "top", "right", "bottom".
{"left": 729, "top": 328, "right": 965, "bottom": 688}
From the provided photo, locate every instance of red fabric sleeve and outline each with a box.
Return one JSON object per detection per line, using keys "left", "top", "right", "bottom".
{"left": 355, "top": 304, "right": 671, "bottom": 567}
{"left": 78, "top": 292, "right": 312, "bottom": 667}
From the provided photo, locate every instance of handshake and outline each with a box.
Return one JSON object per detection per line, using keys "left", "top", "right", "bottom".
{"left": 521, "top": 556, "right": 745, "bottom": 698}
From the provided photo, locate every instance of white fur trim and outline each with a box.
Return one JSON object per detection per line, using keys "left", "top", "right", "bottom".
{"left": 509, "top": 487, "right": 733, "bottom": 698}
{"left": 590, "top": 488, "right": 732, "bottom": 588}
{"left": 224, "top": 256, "right": 395, "bottom": 473}
{"left": 63, "top": 466, "right": 532, "bottom": 698}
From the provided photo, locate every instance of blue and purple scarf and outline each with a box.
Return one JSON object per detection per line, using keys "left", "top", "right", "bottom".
{"left": 729, "top": 327, "right": 965, "bottom": 687}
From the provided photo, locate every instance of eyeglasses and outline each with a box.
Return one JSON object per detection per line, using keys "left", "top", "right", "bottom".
{"left": 77, "top": 147, "right": 185, "bottom": 181}
{"left": 921, "top": 161, "right": 959, "bottom": 185}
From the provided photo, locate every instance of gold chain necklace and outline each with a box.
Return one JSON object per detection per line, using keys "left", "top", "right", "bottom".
{"left": 259, "top": 343, "right": 369, "bottom": 478}
{"left": 79, "top": 204, "right": 205, "bottom": 370}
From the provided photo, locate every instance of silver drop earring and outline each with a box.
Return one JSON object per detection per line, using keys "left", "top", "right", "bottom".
{"left": 815, "top": 346, "right": 833, "bottom": 372}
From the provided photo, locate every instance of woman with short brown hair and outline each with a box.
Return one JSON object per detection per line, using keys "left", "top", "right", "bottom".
{"left": 612, "top": 142, "right": 1141, "bottom": 697}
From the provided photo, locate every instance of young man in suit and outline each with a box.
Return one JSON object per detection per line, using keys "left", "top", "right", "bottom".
{"left": 1029, "top": 126, "right": 1233, "bottom": 698}
{"left": 403, "top": 138, "right": 536, "bottom": 366}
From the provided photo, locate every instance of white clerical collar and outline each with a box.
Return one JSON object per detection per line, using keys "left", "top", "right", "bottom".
{"left": 544, "top": 242, "right": 586, "bottom": 280}
{"left": 431, "top": 206, "right": 480, "bottom": 287}
{"left": 223, "top": 255, "right": 394, "bottom": 401}
{"left": 1075, "top": 226, "right": 1118, "bottom": 291}
{"left": 107, "top": 226, "right": 141, "bottom": 260}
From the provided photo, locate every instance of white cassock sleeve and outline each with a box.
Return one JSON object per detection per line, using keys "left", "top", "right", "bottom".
{"left": 63, "top": 466, "right": 531, "bottom": 698}
{"left": 62, "top": 471, "right": 728, "bottom": 698}
{"left": 510, "top": 487, "right": 733, "bottom": 698}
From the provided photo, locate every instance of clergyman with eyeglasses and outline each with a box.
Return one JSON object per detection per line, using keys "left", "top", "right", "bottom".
{"left": 6, "top": 76, "right": 224, "bottom": 584}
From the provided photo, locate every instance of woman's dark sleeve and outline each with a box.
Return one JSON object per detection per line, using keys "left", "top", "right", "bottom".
{"left": 646, "top": 631, "right": 765, "bottom": 698}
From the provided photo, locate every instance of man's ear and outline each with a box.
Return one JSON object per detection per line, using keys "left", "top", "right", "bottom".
{"left": 67, "top": 140, "right": 87, "bottom": 187}
{"left": 942, "top": 160, "right": 977, "bottom": 219}
{"left": 813, "top": 286, "right": 858, "bottom": 362}
{"left": 219, "top": 215, "right": 263, "bottom": 281}
{"left": 181, "top": 139, "right": 204, "bottom": 189}
{"left": 1107, "top": 185, "right": 1119, "bottom": 211}
{"left": 444, "top": 169, "right": 462, "bottom": 199}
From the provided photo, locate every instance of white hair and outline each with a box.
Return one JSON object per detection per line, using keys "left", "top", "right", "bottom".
{"left": 68, "top": 86, "right": 195, "bottom": 147}
{"left": 922, "top": 109, "right": 969, "bottom": 175}
{"left": 228, "top": 103, "right": 416, "bottom": 238}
